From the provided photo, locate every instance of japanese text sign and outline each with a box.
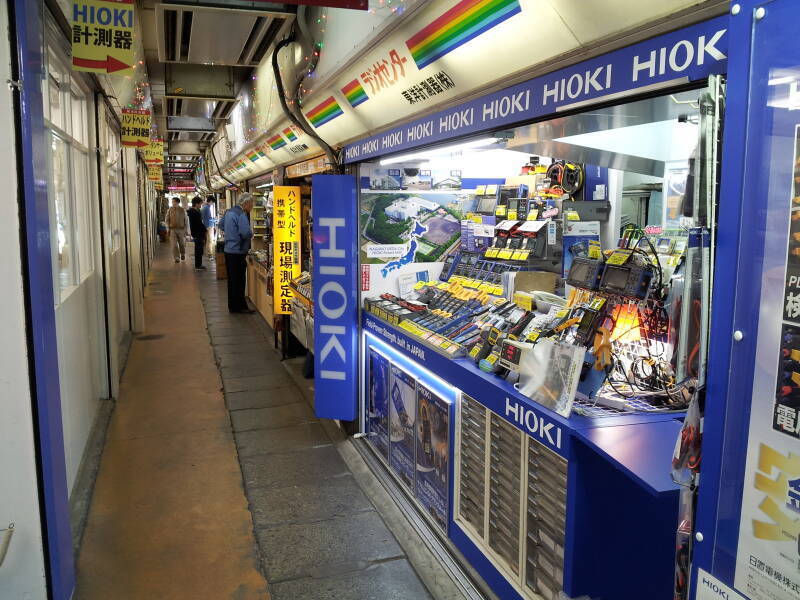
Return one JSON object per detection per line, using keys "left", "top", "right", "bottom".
{"left": 71, "top": 0, "right": 135, "bottom": 74}
{"left": 147, "top": 165, "right": 161, "bottom": 183}
{"left": 121, "top": 109, "right": 151, "bottom": 148}
{"left": 144, "top": 138, "right": 164, "bottom": 164}
{"left": 273, "top": 186, "right": 301, "bottom": 315}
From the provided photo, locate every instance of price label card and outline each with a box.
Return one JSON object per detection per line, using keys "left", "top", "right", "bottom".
{"left": 607, "top": 249, "right": 633, "bottom": 265}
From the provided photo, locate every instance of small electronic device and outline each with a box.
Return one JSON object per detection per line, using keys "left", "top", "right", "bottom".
{"left": 566, "top": 257, "right": 604, "bottom": 290}
{"left": 498, "top": 339, "right": 534, "bottom": 372}
{"left": 599, "top": 262, "right": 653, "bottom": 298}
{"left": 573, "top": 307, "right": 602, "bottom": 345}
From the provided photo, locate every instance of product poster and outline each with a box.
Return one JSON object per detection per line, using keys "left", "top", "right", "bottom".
{"left": 415, "top": 383, "right": 450, "bottom": 532}
{"left": 367, "top": 349, "right": 390, "bottom": 459}
{"left": 273, "top": 186, "right": 301, "bottom": 314}
{"left": 389, "top": 364, "right": 417, "bottom": 489}
{"left": 734, "top": 126, "right": 800, "bottom": 600}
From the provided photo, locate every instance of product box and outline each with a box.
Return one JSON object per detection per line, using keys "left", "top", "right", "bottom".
{"left": 389, "top": 364, "right": 417, "bottom": 489}
{"left": 367, "top": 349, "right": 390, "bottom": 459}
{"left": 415, "top": 384, "right": 450, "bottom": 532}
{"left": 562, "top": 220, "right": 601, "bottom": 277}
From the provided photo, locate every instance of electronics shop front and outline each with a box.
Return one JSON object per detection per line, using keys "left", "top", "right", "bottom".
{"left": 312, "top": 16, "right": 729, "bottom": 600}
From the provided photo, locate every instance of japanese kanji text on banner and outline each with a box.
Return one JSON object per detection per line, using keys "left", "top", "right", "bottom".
{"left": 145, "top": 138, "right": 164, "bottom": 164}
{"left": 71, "top": 0, "right": 135, "bottom": 74}
{"left": 273, "top": 187, "right": 301, "bottom": 315}
{"left": 147, "top": 165, "right": 162, "bottom": 184}
{"left": 121, "top": 109, "right": 151, "bottom": 148}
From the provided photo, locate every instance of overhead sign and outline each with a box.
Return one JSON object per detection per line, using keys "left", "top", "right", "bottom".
{"left": 252, "top": 0, "right": 367, "bottom": 8}
{"left": 121, "top": 109, "right": 151, "bottom": 148}
{"left": 273, "top": 186, "right": 301, "bottom": 315}
{"left": 313, "top": 175, "right": 358, "bottom": 420}
{"left": 71, "top": 0, "right": 135, "bottom": 74}
{"left": 286, "top": 155, "right": 327, "bottom": 179}
{"left": 147, "top": 164, "right": 162, "bottom": 183}
{"left": 343, "top": 15, "right": 728, "bottom": 162}
{"left": 144, "top": 138, "right": 164, "bottom": 164}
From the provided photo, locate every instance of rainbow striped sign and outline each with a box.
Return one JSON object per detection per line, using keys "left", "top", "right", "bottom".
{"left": 283, "top": 127, "right": 298, "bottom": 142}
{"left": 305, "top": 96, "right": 344, "bottom": 128}
{"left": 267, "top": 134, "right": 287, "bottom": 150}
{"left": 406, "top": 0, "right": 521, "bottom": 69}
{"left": 342, "top": 79, "right": 368, "bottom": 108}
{"left": 247, "top": 149, "right": 265, "bottom": 163}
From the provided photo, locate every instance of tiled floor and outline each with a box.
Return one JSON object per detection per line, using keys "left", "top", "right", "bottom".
{"left": 195, "top": 253, "right": 434, "bottom": 599}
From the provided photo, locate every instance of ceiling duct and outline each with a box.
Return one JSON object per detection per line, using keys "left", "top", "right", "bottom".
{"left": 156, "top": 4, "right": 294, "bottom": 67}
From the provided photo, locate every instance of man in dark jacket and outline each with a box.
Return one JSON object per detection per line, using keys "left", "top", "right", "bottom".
{"left": 187, "top": 196, "right": 208, "bottom": 271}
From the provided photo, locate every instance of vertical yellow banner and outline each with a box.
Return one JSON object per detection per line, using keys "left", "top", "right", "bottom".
{"left": 144, "top": 138, "right": 164, "bottom": 164}
{"left": 273, "top": 186, "right": 302, "bottom": 315}
{"left": 71, "top": 0, "right": 136, "bottom": 75}
{"left": 121, "top": 109, "right": 151, "bottom": 148}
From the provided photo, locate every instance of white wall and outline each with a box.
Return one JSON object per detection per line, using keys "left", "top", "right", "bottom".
{"left": 0, "top": 5, "right": 48, "bottom": 597}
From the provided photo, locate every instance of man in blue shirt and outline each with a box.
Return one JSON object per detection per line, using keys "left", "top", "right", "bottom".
{"left": 222, "top": 194, "right": 255, "bottom": 313}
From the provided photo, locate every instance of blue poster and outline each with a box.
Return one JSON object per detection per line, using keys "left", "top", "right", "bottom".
{"left": 389, "top": 364, "right": 416, "bottom": 489}
{"left": 367, "top": 349, "right": 390, "bottom": 459}
{"left": 415, "top": 384, "right": 450, "bottom": 532}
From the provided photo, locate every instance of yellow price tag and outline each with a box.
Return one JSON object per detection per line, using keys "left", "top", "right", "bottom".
{"left": 607, "top": 249, "right": 633, "bottom": 266}
{"left": 497, "top": 249, "right": 514, "bottom": 260}
{"left": 485, "top": 248, "right": 500, "bottom": 258}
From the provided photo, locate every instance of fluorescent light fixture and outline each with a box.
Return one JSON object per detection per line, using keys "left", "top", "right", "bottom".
{"left": 769, "top": 76, "right": 796, "bottom": 86}
{"left": 379, "top": 137, "right": 499, "bottom": 166}
{"left": 256, "top": 182, "right": 274, "bottom": 189}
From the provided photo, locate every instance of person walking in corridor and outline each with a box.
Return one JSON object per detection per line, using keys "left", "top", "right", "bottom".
{"left": 223, "top": 194, "right": 255, "bottom": 313}
{"left": 187, "top": 196, "right": 208, "bottom": 271}
{"left": 165, "top": 197, "right": 187, "bottom": 263}
{"left": 202, "top": 195, "right": 216, "bottom": 258}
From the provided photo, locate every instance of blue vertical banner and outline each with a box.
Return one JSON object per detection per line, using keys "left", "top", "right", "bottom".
{"left": 313, "top": 174, "right": 359, "bottom": 420}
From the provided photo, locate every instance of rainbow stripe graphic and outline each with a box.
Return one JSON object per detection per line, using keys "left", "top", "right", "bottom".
{"left": 406, "top": 0, "right": 521, "bottom": 69}
{"left": 283, "top": 127, "right": 298, "bottom": 142}
{"left": 267, "top": 134, "right": 287, "bottom": 150}
{"left": 305, "top": 96, "right": 344, "bottom": 128}
{"left": 247, "top": 149, "right": 265, "bottom": 163}
{"left": 342, "top": 79, "right": 368, "bottom": 108}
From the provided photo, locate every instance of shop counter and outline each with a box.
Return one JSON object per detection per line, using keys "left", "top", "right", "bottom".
{"left": 246, "top": 257, "right": 274, "bottom": 325}
{"left": 362, "top": 311, "right": 680, "bottom": 600}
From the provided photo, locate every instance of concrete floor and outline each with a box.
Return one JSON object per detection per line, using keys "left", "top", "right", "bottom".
{"left": 75, "top": 243, "right": 446, "bottom": 599}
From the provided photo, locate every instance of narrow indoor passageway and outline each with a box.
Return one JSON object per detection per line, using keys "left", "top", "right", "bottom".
{"left": 75, "top": 241, "right": 435, "bottom": 600}
{"left": 75, "top": 244, "right": 269, "bottom": 600}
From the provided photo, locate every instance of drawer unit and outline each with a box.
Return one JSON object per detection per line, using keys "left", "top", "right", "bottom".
{"left": 455, "top": 398, "right": 569, "bottom": 600}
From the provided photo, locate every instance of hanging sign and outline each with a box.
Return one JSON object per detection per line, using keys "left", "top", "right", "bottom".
{"left": 313, "top": 175, "right": 358, "bottom": 420}
{"left": 144, "top": 138, "right": 164, "bottom": 164}
{"left": 121, "top": 109, "right": 151, "bottom": 148}
{"left": 273, "top": 186, "right": 301, "bottom": 315}
{"left": 71, "top": 0, "right": 135, "bottom": 74}
{"left": 343, "top": 16, "right": 728, "bottom": 163}
{"left": 147, "top": 165, "right": 162, "bottom": 183}
{"left": 286, "top": 155, "right": 328, "bottom": 179}
{"left": 251, "top": 1, "right": 367, "bottom": 8}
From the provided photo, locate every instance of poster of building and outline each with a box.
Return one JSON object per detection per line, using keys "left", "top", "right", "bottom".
{"left": 367, "top": 348, "right": 390, "bottom": 460}
{"left": 389, "top": 363, "right": 416, "bottom": 489}
{"left": 734, "top": 126, "right": 800, "bottom": 600}
{"left": 415, "top": 383, "right": 450, "bottom": 532}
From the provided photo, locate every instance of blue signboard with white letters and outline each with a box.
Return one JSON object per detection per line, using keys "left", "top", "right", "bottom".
{"left": 343, "top": 16, "right": 728, "bottom": 163}
{"left": 313, "top": 174, "right": 359, "bottom": 420}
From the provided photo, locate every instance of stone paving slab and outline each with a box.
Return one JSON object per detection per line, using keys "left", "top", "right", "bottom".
{"left": 230, "top": 403, "right": 316, "bottom": 433}
{"left": 248, "top": 474, "right": 373, "bottom": 528}
{"left": 268, "top": 558, "right": 433, "bottom": 600}
{"left": 234, "top": 422, "right": 331, "bottom": 456}
{"left": 255, "top": 511, "right": 405, "bottom": 582}
{"left": 240, "top": 446, "right": 349, "bottom": 486}
{"left": 223, "top": 372, "right": 295, "bottom": 393}
{"left": 225, "top": 387, "right": 301, "bottom": 411}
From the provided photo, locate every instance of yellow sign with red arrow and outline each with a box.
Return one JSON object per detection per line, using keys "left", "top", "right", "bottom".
{"left": 121, "top": 109, "right": 150, "bottom": 148}
{"left": 71, "top": 0, "right": 136, "bottom": 75}
{"left": 144, "top": 138, "right": 164, "bottom": 164}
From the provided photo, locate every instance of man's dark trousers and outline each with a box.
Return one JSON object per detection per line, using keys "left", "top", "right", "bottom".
{"left": 193, "top": 232, "right": 206, "bottom": 268}
{"left": 225, "top": 252, "right": 248, "bottom": 312}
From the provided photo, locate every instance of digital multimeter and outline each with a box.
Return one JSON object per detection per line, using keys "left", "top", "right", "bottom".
{"left": 566, "top": 257, "right": 605, "bottom": 290}
{"left": 599, "top": 263, "right": 653, "bottom": 298}
{"left": 498, "top": 339, "right": 534, "bottom": 372}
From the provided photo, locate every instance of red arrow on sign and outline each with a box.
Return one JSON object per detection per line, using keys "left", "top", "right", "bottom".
{"left": 72, "top": 55, "right": 131, "bottom": 73}
{"left": 124, "top": 140, "right": 148, "bottom": 148}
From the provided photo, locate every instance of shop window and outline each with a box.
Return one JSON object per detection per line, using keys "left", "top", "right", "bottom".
{"left": 72, "top": 149, "right": 94, "bottom": 280}
{"left": 49, "top": 132, "right": 76, "bottom": 296}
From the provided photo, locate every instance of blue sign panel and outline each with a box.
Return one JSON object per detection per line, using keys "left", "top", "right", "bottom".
{"left": 415, "top": 383, "right": 450, "bottom": 533}
{"left": 390, "top": 364, "right": 417, "bottom": 489}
{"left": 312, "top": 174, "right": 359, "bottom": 420}
{"left": 343, "top": 16, "right": 728, "bottom": 163}
{"left": 367, "top": 348, "right": 390, "bottom": 458}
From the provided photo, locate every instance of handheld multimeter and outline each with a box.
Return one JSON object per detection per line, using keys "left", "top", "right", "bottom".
{"left": 598, "top": 262, "right": 653, "bottom": 298}
{"left": 498, "top": 339, "right": 534, "bottom": 372}
{"left": 566, "top": 257, "right": 605, "bottom": 290}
